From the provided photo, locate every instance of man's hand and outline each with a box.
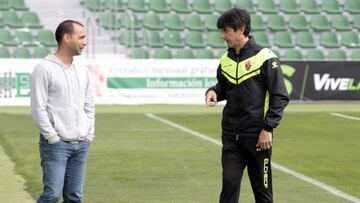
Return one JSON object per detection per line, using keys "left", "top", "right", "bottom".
{"left": 205, "top": 90, "right": 218, "bottom": 108}
{"left": 256, "top": 129, "right": 272, "bottom": 150}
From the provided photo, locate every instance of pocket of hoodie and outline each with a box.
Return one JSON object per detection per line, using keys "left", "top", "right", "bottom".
{"left": 52, "top": 108, "right": 77, "bottom": 138}
{"left": 77, "top": 109, "right": 91, "bottom": 137}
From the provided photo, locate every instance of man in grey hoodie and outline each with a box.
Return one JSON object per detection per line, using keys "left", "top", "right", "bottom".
{"left": 31, "top": 20, "right": 94, "bottom": 203}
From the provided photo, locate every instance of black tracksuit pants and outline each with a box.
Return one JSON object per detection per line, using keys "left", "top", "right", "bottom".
{"left": 220, "top": 133, "right": 273, "bottom": 203}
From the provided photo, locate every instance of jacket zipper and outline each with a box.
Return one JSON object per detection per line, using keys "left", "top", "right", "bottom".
{"left": 235, "top": 56, "right": 240, "bottom": 85}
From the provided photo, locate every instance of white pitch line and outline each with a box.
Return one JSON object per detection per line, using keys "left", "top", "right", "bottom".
{"left": 330, "top": 112, "right": 360, "bottom": 121}
{"left": 146, "top": 113, "right": 360, "bottom": 203}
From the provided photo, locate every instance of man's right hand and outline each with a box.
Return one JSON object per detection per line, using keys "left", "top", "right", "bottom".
{"left": 205, "top": 90, "right": 218, "bottom": 108}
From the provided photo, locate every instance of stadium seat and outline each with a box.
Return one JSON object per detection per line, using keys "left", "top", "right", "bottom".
{"left": 280, "top": 0, "right": 298, "bottom": 14}
{"left": 207, "top": 31, "right": 226, "bottom": 48}
{"left": 0, "top": 0, "right": 9, "bottom": 11}
{"left": 251, "top": 15, "right": 265, "bottom": 31}
{"left": 354, "top": 15, "right": 360, "bottom": 30}
{"left": 9, "top": 0, "right": 28, "bottom": 10}
{"left": 296, "top": 31, "right": 316, "bottom": 48}
{"left": 143, "top": 14, "right": 164, "bottom": 30}
{"left": 328, "top": 50, "right": 347, "bottom": 60}
{"left": 131, "top": 48, "right": 149, "bottom": 59}
{"left": 33, "top": 47, "right": 50, "bottom": 58}
{"left": 310, "top": 15, "right": 330, "bottom": 31}
{"left": 0, "top": 29, "right": 18, "bottom": 46}
{"left": 99, "top": 12, "right": 119, "bottom": 30}
{"left": 235, "top": 0, "right": 256, "bottom": 13}
{"left": 3, "top": 11, "right": 25, "bottom": 28}
{"left": 252, "top": 31, "right": 270, "bottom": 48}
{"left": 214, "top": 0, "right": 232, "bottom": 13}
{"left": 170, "top": 0, "right": 191, "bottom": 13}
{"left": 272, "top": 49, "right": 281, "bottom": 58}
{"left": 143, "top": 30, "right": 163, "bottom": 48}
{"left": 192, "top": 0, "right": 212, "bottom": 14}
{"left": 37, "top": 30, "right": 57, "bottom": 47}
{"left": 274, "top": 32, "right": 294, "bottom": 48}
{"left": 196, "top": 49, "right": 215, "bottom": 59}
{"left": 128, "top": 0, "right": 147, "bottom": 12}
{"left": 120, "top": 14, "right": 141, "bottom": 30}
{"left": 13, "top": 47, "right": 31, "bottom": 58}
{"left": 307, "top": 50, "right": 325, "bottom": 60}
{"left": 258, "top": 0, "right": 278, "bottom": 14}
{"left": 284, "top": 50, "right": 303, "bottom": 60}
{"left": 331, "top": 15, "right": 351, "bottom": 31}
{"left": 184, "top": 15, "right": 204, "bottom": 31}
{"left": 0, "top": 46, "right": 10, "bottom": 58}
{"left": 185, "top": 31, "right": 206, "bottom": 48}
{"left": 149, "top": 0, "right": 169, "bottom": 13}
{"left": 119, "top": 31, "right": 141, "bottom": 47}
{"left": 300, "top": 0, "right": 320, "bottom": 14}
{"left": 0, "top": 18, "right": 4, "bottom": 28}
{"left": 204, "top": 15, "right": 219, "bottom": 31}
{"left": 320, "top": 32, "right": 340, "bottom": 48}
{"left": 164, "top": 14, "right": 184, "bottom": 30}
{"left": 175, "top": 49, "right": 194, "bottom": 59}
{"left": 84, "top": 0, "right": 106, "bottom": 11}
{"left": 267, "top": 15, "right": 287, "bottom": 31}
{"left": 22, "top": 11, "right": 43, "bottom": 29}
{"left": 322, "top": 0, "right": 342, "bottom": 14}
{"left": 15, "top": 31, "right": 37, "bottom": 46}
{"left": 344, "top": 0, "right": 360, "bottom": 14}
{"left": 164, "top": 31, "right": 184, "bottom": 48}
{"left": 351, "top": 50, "right": 360, "bottom": 60}
{"left": 105, "top": 0, "right": 125, "bottom": 11}
{"left": 341, "top": 31, "right": 360, "bottom": 48}
{"left": 289, "top": 14, "right": 308, "bottom": 31}
{"left": 154, "top": 49, "right": 172, "bottom": 59}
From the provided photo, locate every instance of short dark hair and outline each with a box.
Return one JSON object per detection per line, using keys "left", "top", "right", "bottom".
{"left": 217, "top": 8, "right": 251, "bottom": 36}
{"left": 55, "top": 20, "right": 84, "bottom": 45}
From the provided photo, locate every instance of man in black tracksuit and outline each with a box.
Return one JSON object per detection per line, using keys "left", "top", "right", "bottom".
{"left": 205, "top": 8, "right": 289, "bottom": 203}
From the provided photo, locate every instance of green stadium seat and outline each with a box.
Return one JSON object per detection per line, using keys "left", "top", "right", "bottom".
{"left": 84, "top": 0, "right": 106, "bottom": 11}
{"left": 300, "top": 0, "right": 320, "bottom": 14}
{"left": 149, "top": 0, "right": 169, "bottom": 13}
{"left": 0, "top": 29, "right": 18, "bottom": 46}
{"left": 143, "top": 30, "right": 163, "bottom": 48}
{"left": 296, "top": 31, "right": 316, "bottom": 48}
{"left": 9, "top": 0, "right": 28, "bottom": 10}
{"left": 251, "top": 15, "right": 265, "bottom": 31}
{"left": 0, "top": 18, "right": 4, "bottom": 28}
{"left": 164, "top": 14, "right": 184, "bottom": 30}
{"left": 214, "top": 0, "right": 232, "bottom": 13}
{"left": 258, "top": 0, "right": 278, "bottom": 14}
{"left": 354, "top": 15, "right": 360, "bottom": 30}
{"left": 310, "top": 15, "right": 330, "bottom": 31}
{"left": 196, "top": 49, "right": 215, "bottom": 59}
{"left": 204, "top": 15, "right": 219, "bottom": 31}
{"left": 322, "top": 0, "right": 342, "bottom": 14}
{"left": 15, "top": 31, "right": 37, "bottom": 46}
{"left": 131, "top": 48, "right": 149, "bottom": 59}
{"left": 351, "top": 50, "right": 360, "bottom": 60}
{"left": 274, "top": 32, "right": 294, "bottom": 48}
{"left": 0, "top": 0, "right": 9, "bottom": 11}
{"left": 164, "top": 31, "right": 184, "bottom": 48}
{"left": 207, "top": 31, "right": 226, "bottom": 48}
{"left": 235, "top": 0, "right": 256, "bottom": 13}
{"left": 280, "top": 0, "right": 298, "bottom": 14}
{"left": 33, "top": 47, "right": 50, "bottom": 58}
{"left": 332, "top": 15, "right": 352, "bottom": 31}
{"left": 120, "top": 14, "right": 141, "bottom": 30}
{"left": 307, "top": 50, "right": 325, "bottom": 60}
{"left": 143, "top": 14, "right": 164, "bottom": 30}
{"left": 128, "top": 0, "right": 147, "bottom": 12}
{"left": 267, "top": 15, "right": 287, "bottom": 31}
{"left": 284, "top": 50, "right": 303, "bottom": 60}
{"left": 341, "top": 31, "right": 360, "bottom": 48}
{"left": 37, "top": 30, "right": 57, "bottom": 47}
{"left": 328, "top": 50, "right": 347, "bottom": 60}
{"left": 13, "top": 47, "right": 31, "bottom": 58}
{"left": 99, "top": 12, "right": 119, "bottom": 30}
{"left": 154, "top": 49, "right": 172, "bottom": 59}
{"left": 192, "top": 0, "right": 212, "bottom": 14}
{"left": 272, "top": 49, "right": 281, "bottom": 58}
{"left": 344, "top": 0, "right": 360, "bottom": 14}
{"left": 252, "top": 31, "right": 270, "bottom": 48}
{"left": 170, "top": 0, "right": 191, "bottom": 13}
{"left": 22, "top": 11, "right": 43, "bottom": 29}
{"left": 184, "top": 15, "right": 204, "bottom": 31}
{"left": 185, "top": 31, "right": 206, "bottom": 48}
{"left": 119, "top": 31, "right": 141, "bottom": 47}
{"left": 320, "top": 32, "right": 340, "bottom": 48}
{"left": 289, "top": 14, "right": 308, "bottom": 31}
{"left": 175, "top": 49, "right": 194, "bottom": 59}
{"left": 105, "top": 0, "right": 125, "bottom": 12}
{"left": 0, "top": 47, "right": 10, "bottom": 58}
{"left": 3, "top": 11, "right": 25, "bottom": 28}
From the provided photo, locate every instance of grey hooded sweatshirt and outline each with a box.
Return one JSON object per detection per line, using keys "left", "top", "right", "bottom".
{"left": 31, "top": 54, "right": 95, "bottom": 144}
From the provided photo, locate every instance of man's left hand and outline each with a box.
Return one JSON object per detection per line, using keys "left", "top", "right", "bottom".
{"left": 256, "top": 129, "right": 272, "bottom": 150}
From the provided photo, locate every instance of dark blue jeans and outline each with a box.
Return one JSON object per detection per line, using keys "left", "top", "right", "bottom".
{"left": 37, "top": 135, "right": 90, "bottom": 203}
